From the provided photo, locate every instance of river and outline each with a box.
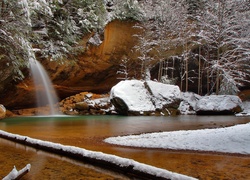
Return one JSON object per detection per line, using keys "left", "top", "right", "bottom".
{"left": 0, "top": 115, "right": 250, "bottom": 179}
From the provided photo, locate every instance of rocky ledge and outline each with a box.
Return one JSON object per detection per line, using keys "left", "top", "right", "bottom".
{"left": 3, "top": 81, "right": 245, "bottom": 117}
{"left": 59, "top": 92, "right": 115, "bottom": 115}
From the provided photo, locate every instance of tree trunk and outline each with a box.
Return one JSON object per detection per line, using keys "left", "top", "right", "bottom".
{"left": 185, "top": 56, "right": 189, "bottom": 92}
{"left": 171, "top": 57, "right": 175, "bottom": 79}
{"left": 158, "top": 61, "right": 163, "bottom": 81}
{"left": 198, "top": 46, "right": 201, "bottom": 95}
{"left": 216, "top": 69, "right": 220, "bottom": 95}
{"left": 0, "top": 0, "right": 4, "bottom": 17}
{"left": 180, "top": 61, "right": 184, "bottom": 91}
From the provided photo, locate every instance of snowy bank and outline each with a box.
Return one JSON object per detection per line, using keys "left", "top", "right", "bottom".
{"left": 105, "top": 123, "right": 250, "bottom": 155}
{"left": 0, "top": 130, "right": 196, "bottom": 180}
{"left": 110, "top": 80, "right": 181, "bottom": 115}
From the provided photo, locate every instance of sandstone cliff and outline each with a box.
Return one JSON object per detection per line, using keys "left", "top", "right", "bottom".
{"left": 0, "top": 20, "right": 140, "bottom": 109}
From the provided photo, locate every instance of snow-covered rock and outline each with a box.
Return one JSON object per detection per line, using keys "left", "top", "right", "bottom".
{"left": 110, "top": 80, "right": 155, "bottom": 115}
{"left": 60, "top": 92, "right": 114, "bottom": 115}
{"left": 88, "top": 33, "right": 103, "bottom": 46}
{"left": 195, "top": 95, "right": 243, "bottom": 115}
{"left": 110, "top": 80, "right": 181, "bottom": 115}
{"left": 236, "top": 101, "right": 250, "bottom": 117}
{"left": 178, "top": 92, "right": 201, "bottom": 115}
{"left": 146, "top": 80, "right": 181, "bottom": 109}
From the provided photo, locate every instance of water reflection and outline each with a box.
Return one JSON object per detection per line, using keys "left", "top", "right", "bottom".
{"left": 1, "top": 115, "right": 250, "bottom": 179}
{"left": 0, "top": 138, "right": 129, "bottom": 180}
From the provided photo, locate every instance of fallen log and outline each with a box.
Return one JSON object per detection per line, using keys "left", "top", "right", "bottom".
{"left": 0, "top": 130, "right": 197, "bottom": 180}
{"left": 3, "top": 164, "right": 31, "bottom": 180}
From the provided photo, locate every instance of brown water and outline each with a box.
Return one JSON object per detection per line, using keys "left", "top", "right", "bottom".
{"left": 0, "top": 138, "right": 129, "bottom": 180}
{"left": 0, "top": 115, "right": 250, "bottom": 179}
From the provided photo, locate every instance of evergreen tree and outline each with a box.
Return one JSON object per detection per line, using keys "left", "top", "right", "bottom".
{"left": 110, "top": 0, "right": 143, "bottom": 21}
{"left": 31, "top": 0, "right": 107, "bottom": 60}
{"left": 0, "top": 0, "right": 32, "bottom": 81}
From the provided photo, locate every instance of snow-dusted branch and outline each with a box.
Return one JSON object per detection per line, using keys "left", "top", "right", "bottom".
{"left": 3, "top": 164, "right": 31, "bottom": 180}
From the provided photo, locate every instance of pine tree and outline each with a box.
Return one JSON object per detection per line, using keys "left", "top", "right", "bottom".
{"left": 0, "top": 0, "right": 32, "bottom": 81}
{"left": 110, "top": 0, "right": 143, "bottom": 21}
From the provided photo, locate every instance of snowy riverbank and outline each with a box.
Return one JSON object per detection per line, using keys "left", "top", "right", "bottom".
{"left": 105, "top": 122, "right": 250, "bottom": 155}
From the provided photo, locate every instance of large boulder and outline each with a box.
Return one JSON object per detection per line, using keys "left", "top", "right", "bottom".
{"left": 0, "top": 104, "right": 6, "bottom": 119}
{"left": 110, "top": 80, "right": 181, "bottom": 116}
{"left": 178, "top": 92, "right": 202, "bottom": 115}
{"left": 196, "top": 95, "right": 243, "bottom": 115}
{"left": 110, "top": 80, "right": 155, "bottom": 115}
{"left": 146, "top": 81, "right": 181, "bottom": 111}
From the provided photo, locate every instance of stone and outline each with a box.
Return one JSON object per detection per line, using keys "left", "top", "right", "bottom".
{"left": 110, "top": 80, "right": 181, "bottom": 116}
{"left": 196, "top": 95, "right": 243, "bottom": 115}
{"left": 0, "top": 104, "right": 6, "bottom": 119}
{"left": 110, "top": 80, "right": 155, "bottom": 115}
{"left": 60, "top": 92, "right": 113, "bottom": 115}
{"left": 75, "top": 102, "right": 89, "bottom": 111}
{"left": 178, "top": 92, "right": 202, "bottom": 115}
{"left": 146, "top": 80, "right": 181, "bottom": 110}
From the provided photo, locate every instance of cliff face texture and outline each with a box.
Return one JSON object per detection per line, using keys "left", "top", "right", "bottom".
{"left": 47, "top": 20, "right": 140, "bottom": 95}
{"left": 0, "top": 20, "right": 140, "bottom": 109}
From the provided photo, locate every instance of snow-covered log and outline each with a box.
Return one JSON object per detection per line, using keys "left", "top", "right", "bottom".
{"left": 0, "top": 130, "right": 196, "bottom": 180}
{"left": 3, "top": 164, "right": 31, "bottom": 180}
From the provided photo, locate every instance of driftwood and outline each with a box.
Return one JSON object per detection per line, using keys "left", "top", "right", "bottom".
{"left": 3, "top": 164, "right": 31, "bottom": 180}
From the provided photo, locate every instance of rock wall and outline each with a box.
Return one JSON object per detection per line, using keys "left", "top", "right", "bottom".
{"left": 0, "top": 20, "right": 140, "bottom": 109}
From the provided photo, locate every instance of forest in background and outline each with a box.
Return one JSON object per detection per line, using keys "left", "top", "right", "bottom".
{"left": 0, "top": 0, "right": 249, "bottom": 95}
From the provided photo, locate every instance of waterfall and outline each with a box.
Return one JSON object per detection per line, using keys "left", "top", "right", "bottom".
{"left": 29, "top": 59, "right": 60, "bottom": 115}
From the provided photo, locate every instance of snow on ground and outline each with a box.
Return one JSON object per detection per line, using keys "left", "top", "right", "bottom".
{"left": 0, "top": 130, "right": 196, "bottom": 180}
{"left": 108, "top": 85, "right": 250, "bottom": 155}
{"left": 110, "top": 85, "right": 250, "bottom": 154}
{"left": 105, "top": 123, "right": 250, "bottom": 155}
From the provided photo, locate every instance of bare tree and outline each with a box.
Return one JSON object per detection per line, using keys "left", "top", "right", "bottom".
{"left": 198, "top": 0, "right": 250, "bottom": 94}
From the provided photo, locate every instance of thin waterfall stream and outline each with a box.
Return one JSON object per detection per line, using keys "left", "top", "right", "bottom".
{"left": 29, "top": 59, "right": 60, "bottom": 115}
